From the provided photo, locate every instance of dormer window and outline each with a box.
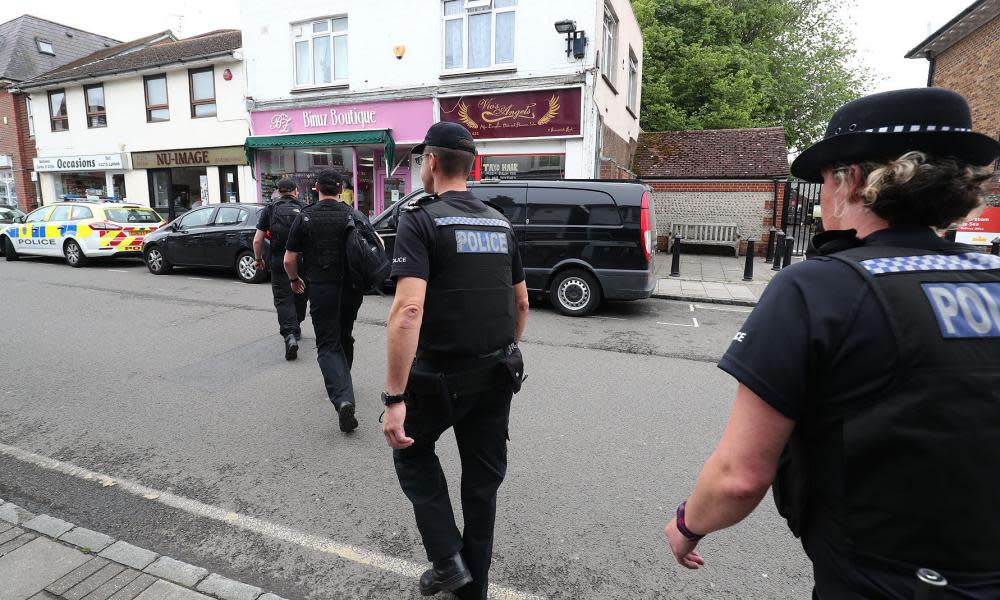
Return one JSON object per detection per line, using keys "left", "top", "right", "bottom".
{"left": 36, "top": 40, "right": 55, "bottom": 55}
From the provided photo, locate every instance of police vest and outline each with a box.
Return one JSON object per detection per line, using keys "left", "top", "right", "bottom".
{"left": 302, "top": 201, "right": 350, "bottom": 283}
{"left": 417, "top": 196, "right": 517, "bottom": 357}
{"left": 775, "top": 239, "right": 1000, "bottom": 572}
{"left": 268, "top": 196, "right": 303, "bottom": 252}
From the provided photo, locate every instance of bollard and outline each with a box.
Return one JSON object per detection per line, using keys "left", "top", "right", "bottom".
{"left": 765, "top": 227, "right": 777, "bottom": 262}
{"left": 772, "top": 231, "right": 786, "bottom": 271}
{"left": 670, "top": 235, "right": 683, "bottom": 277}
{"left": 783, "top": 237, "right": 794, "bottom": 268}
{"left": 992, "top": 237, "right": 1000, "bottom": 256}
{"left": 914, "top": 568, "right": 947, "bottom": 600}
{"left": 743, "top": 239, "right": 756, "bottom": 281}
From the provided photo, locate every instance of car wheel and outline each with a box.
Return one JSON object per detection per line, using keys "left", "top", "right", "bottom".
{"left": 144, "top": 245, "right": 173, "bottom": 275}
{"left": 2, "top": 237, "right": 17, "bottom": 261}
{"left": 63, "top": 239, "right": 87, "bottom": 268}
{"left": 549, "top": 269, "right": 602, "bottom": 317}
{"left": 236, "top": 250, "right": 265, "bottom": 283}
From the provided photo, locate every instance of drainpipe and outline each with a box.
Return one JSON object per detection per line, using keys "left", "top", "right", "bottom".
{"left": 926, "top": 52, "right": 936, "bottom": 87}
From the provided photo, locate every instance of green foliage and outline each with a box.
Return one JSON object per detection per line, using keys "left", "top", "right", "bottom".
{"left": 631, "top": 0, "right": 872, "bottom": 150}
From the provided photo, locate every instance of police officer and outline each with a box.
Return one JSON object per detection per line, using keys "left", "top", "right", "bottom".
{"left": 664, "top": 88, "right": 1000, "bottom": 598}
{"left": 382, "top": 122, "right": 530, "bottom": 599}
{"left": 282, "top": 170, "right": 362, "bottom": 433}
{"left": 253, "top": 178, "right": 307, "bottom": 360}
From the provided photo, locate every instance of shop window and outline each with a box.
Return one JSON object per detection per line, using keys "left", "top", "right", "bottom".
{"left": 111, "top": 174, "right": 126, "bottom": 200}
{"left": 219, "top": 167, "right": 239, "bottom": 202}
{"left": 601, "top": 3, "right": 618, "bottom": 87}
{"left": 48, "top": 89, "right": 68, "bottom": 131}
{"left": 214, "top": 206, "right": 244, "bottom": 226}
{"left": 527, "top": 188, "right": 621, "bottom": 226}
{"left": 70, "top": 206, "right": 94, "bottom": 221}
{"left": 144, "top": 74, "right": 169, "bottom": 122}
{"left": 292, "top": 16, "right": 348, "bottom": 87}
{"left": 85, "top": 84, "right": 107, "bottom": 128}
{"left": 257, "top": 147, "right": 353, "bottom": 201}
{"left": 443, "top": 0, "right": 516, "bottom": 71}
{"left": 0, "top": 169, "right": 16, "bottom": 206}
{"left": 477, "top": 154, "right": 565, "bottom": 181}
{"left": 627, "top": 49, "right": 639, "bottom": 114}
{"left": 55, "top": 172, "right": 107, "bottom": 200}
{"left": 189, "top": 67, "right": 216, "bottom": 118}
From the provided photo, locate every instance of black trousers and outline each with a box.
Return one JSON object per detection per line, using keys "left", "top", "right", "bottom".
{"left": 394, "top": 367, "right": 512, "bottom": 600}
{"left": 307, "top": 280, "right": 361, "bottom": 408}
{"left": 269, "top": 255, "right": 308, "bottom": 337}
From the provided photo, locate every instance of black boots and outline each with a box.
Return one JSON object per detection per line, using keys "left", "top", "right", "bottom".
{"left": 337, "top": 401, "right": 358, "bottom": 433}
{"left": 284, "top": 334, "right": 298, "bottom": 360}
{"left": 419, "top": 553, "right": 472, "bottom": 596}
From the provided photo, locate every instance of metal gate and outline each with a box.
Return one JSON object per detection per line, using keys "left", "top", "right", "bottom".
{"left": 782, "top": 180, "right": 823, "bottom": 255}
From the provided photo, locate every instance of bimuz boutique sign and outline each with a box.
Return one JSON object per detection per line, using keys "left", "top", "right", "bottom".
{"left": 439, "top": 88, "right": 582, "bottom": 140}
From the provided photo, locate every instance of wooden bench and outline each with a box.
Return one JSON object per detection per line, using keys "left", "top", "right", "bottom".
{"left": 669, "top": 222, "right": 741, "bottom": 256}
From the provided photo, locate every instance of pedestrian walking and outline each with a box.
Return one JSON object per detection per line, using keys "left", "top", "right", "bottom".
{"left": 283, "top": 170, "right": 362, "bottom": 433}
{"left": 253, "top": 178, "right": 308, "bottom": 360}
{"left": 664, "top": 88, "right": 1000, "bottom": 599}
{"left": 382, "top": 122, "right": 530, "bottom": 599}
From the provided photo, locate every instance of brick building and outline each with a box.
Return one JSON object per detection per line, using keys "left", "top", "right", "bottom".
{"left": 632, "top": 127, "right": 789, "bottom": 254}
{"left": 0, "top": 16, "right": 118, "bottom": 211}
{"left": 906, "top": 0, "right": 1000, "bottom": 203}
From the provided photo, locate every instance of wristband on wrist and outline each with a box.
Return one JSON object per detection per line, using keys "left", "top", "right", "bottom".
{"left": 676, "top": 500, "right": 705, "bottom": 541}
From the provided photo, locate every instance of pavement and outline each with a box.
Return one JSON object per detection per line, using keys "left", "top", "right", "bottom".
{"left": 0, "top": 496, "right": 284, "bottom": 600}
{"left": 650, "top": 249, "right": 801, "bottom": 306}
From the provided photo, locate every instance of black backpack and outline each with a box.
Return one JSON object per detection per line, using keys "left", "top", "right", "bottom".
{"left": 268, "top": 199, "right": 302, "bottom": 250}
{"left": 345, "top": 211, "right": 391, "bottom": 293}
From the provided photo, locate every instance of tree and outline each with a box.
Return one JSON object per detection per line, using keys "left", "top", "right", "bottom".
{"left": 631, "top": 0, "right": 872, "bottom": 151}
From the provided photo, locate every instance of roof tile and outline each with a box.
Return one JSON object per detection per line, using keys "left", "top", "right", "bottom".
{"left": 633, "top": 128, "right": 789, "bottom": 179}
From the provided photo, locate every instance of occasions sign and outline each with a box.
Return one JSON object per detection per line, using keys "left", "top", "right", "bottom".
{"left": 439, "top": 88, "right": 582, "bottom": 140}
{"left": 33, "top": 153, "right": 126, "bottom": 172}
{"left": 957, "top": 207, "right": 1000, "bottom": 245}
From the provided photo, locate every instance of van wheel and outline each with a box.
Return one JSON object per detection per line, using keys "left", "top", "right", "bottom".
{"left": 64, "top": 239, "right": 87, "bottom": 267}
{"left": 3, "top": 237, "right": 17, "bottom": 261}
{"left": 550, "top": 269, "right": 601, "bottom": 317}
{"left": 236, "top": 250, "right": 266, "bottom": 283}
{"left": 144, "top": 245, "right": 172, "bottom": 274}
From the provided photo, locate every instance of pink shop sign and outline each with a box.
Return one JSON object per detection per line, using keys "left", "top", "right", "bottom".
{"left": 250, "top": 99, "right": 434, "bottom": 142}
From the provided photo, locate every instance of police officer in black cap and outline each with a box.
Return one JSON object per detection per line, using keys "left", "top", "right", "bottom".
{"left": 253, "top": 178, "right": 307, "bottom": 360}
{"left": 283, "top": 169, "right": 362, "bottom": 433}
{"left": 664, "top": 88, "right": 1000, "bottom": 598}
{"left": 382, "top": 122, "right": 530, "bottom": 599}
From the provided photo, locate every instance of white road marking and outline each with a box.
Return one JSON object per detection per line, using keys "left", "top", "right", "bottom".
{"left": 106, "top": 269, "right": 129, "bottom": 273}
{"left": 0, "top": 442, "right": 543, "bottom": 600}
{"left": 693, "top": 304, "right": 752, "bottom": 314}
{"left": 689, "top": 304, "right": 695, "bottom": 312}
{"left": 591, "top": 316, "right": 625, "bottom": 321}
{"left": 186, "top": 277, "right": 210, "bottom": 281}
{"left": 656, "top": 318, "right": 700, "bottom": 328}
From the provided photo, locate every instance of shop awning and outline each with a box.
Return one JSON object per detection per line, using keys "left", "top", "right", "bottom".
{"left": 244, "top": 130, "right": 395, "bottom": 174}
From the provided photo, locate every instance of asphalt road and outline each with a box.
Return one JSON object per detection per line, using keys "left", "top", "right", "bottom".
{"left": 0, "top": 256, "right": 813, "bottom": 599}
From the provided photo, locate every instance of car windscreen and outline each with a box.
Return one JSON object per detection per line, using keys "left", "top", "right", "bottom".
{"left": 104, "top": 208, "right": 162, "bottom": 224}
{"left": 0, "top": 208, "right": 22, "bottom": 222}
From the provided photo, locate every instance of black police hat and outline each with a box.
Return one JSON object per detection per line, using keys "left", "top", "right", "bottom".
{"left": 412, "top": 121, "right": 478, "bottom": 156}
{"left": 790, "top": 87, "right": 1000, "bottom": 183}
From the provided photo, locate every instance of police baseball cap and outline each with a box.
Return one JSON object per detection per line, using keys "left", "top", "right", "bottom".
{"left": 412, "top": 122, "right": 478, "bottom": 156}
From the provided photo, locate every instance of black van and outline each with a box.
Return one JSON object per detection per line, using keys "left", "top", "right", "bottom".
{"left": 371, "top": 180, "right": 656, "bottom": 316}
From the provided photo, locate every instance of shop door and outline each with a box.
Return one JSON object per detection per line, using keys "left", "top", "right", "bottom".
{"left": 219, "top": 167, "right": 240, "bottom": 203}
{"left": 148, "top": 169, "right": 173, "bottom": 221}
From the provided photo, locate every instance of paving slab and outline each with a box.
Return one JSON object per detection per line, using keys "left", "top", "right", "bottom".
{"left": 106, "top": 573, "right": 157, "bottom": 600}
{"left": 45, "top": 557, "right": 110, "bottom": 595}
{"left": 63, "top": 563, "right": 127, "bottom": 600}
{"left": 22, "top": 515, "right": 74, "bottom": 539}
{"left": 0, "top": 502, "right": 35, "bottom": 526}
{"left": 196, "top": 573, "right": 262, "bottom": 600}
{"left": 80, "top": 568, "right": 143, "bottom": 600}
{"left": 99, "top": 541, "right": 158, "bottom": 570}
{"left": 27, "top": 592, "right": 60, "bottom": 600}
{"left": 58, "top": 527, "right": 115, "bottom": 553}
{"left": 135, "top": 580, "right": 213, "bottom": 600}
{"left": 0, "top": 537, "right": 90, "bottom": 600}
{"left": 144, "top": 556, "right": 209, "bottom": 588}
{"left": 0, "top": 532, "right": 37, "bottom": 557}
{"left": 0, "top": 526, "right": 25, "bottom": 545}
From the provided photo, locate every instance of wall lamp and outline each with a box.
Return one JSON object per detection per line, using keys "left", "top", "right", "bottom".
{"left": 554, "top": 20, "right": 587, "bottom": 59}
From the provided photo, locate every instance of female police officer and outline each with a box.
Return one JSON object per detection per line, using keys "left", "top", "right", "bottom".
{"left": 664, "top": 88, "right": 1000, "bottom": 598}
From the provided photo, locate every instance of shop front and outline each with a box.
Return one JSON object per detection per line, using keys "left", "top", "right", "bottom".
{"left": 438, "top": 87, "right": 583, "bottom": 181}
{"left": 247, "top": 98, "right": 433, "bottom": 218}
{"left": 34, "top": 153, "right": 129, "bottom": 204}
{"left": 132, "top": 146, "right": 249, "bottom": 222}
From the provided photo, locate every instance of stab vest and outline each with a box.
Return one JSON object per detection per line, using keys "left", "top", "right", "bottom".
{"left": 302, "top": 200, "right": 350, "bottom": 283}
{"left": 775, "top": 238, "right": 1000, "bottom": 572}
{"left": 416, "top": 196, "right": 516, "bottom": 357}
{"left": 268, "top": 196, "right": 303, "bottom": 252}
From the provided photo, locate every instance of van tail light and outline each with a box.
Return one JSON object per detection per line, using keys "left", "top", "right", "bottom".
{"left": 89, "top": 221, "right": 123, "bottom": 231}
{"left": 640, "top": 191, "right": 653, "bottom": 262}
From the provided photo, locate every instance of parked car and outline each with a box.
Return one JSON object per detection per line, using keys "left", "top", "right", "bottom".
{"left": 372, "top": 180, "right": 656, "bottom": 316}
{"left": 1, "top": 201, "right": 163, "bottom": 266}
{"left": 142, "top": 203, "right": 268, "bottom": 284}
{"left": 0, "top": 207, "right": 24, "bottom": 256}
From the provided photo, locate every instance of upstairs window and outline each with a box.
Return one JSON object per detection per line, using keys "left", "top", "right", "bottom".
{"left": 443, "top": 0, "right": 516, "bottom": 71}
{"left": 189, "top": 67, "right": 217, "bottom": 118}
{"left": 627, "top": 49, "right": 639, "bottom": 114}
{"left": 293, "top": 17, "right": 348, "bottom": 87}
{"left": 85, "top": 84, "right": 107, "bottom": 128}
{"left": 48, "top": 89, "right": 68, "bottom": 131}
{"left": 144, "top": 74, "right": 169, "bottom": 122}
{"left": 36, "top": 39, "right": 54, "bottom": 55}
{"left": 601, "top": 3, "right": 619, "bottom": 86}
{"left": 26, "top": 95, "right": 35, "bottom": 136}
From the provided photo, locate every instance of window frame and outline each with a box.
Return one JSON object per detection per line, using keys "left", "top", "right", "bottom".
{"left": 442, "top": 0, "right": 517, "bottom": 72}
{"left": 84, "top": 83, "right": 107, "bottom": 128}
{"left": 626, "top": 48, "right": 639, "bottom": 116}
{"left": 188, "top": 67, "right": 217, "bottom": 118}
{"left": 601, "top": 2, "right": 619, "bottom": 88}
{"left": 48, "top": 89, "right": 68, "bottom": 132}
{"left": 291, "top": 16, "right": 349, "bottom": 89}
{"left": 26, "top": 94, "right": 35, "bottom": 136}
{"left": 143, "top": 74, "right": 170, "bottom": 123}
{"left": 36, "top": 39, "right": 55, "bottom": 55}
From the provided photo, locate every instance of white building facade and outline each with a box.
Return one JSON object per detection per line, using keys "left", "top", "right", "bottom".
{"left": 240, "top": 0, "right": 642, "bottom": 217}
{"left": 20, "top": 31, "right": 255, "bottom": 222}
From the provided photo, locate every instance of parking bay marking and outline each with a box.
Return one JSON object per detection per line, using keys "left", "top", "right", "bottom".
{"left": 690, "top": 303, "right": 752, "bottom": 314}
{"left": 657, "top": 318, "right": 699, "bottom": 328}
{"left": 0, "top": 441, "right": 544, "bottom": 600}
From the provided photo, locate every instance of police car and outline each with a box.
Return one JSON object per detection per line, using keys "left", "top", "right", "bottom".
{"left": 1, "top": 201, "right": 164, "bottom": 267}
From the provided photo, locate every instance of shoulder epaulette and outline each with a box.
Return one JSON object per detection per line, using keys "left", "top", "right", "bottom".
{"left": 402, "top": 193, "right": 439, "bottom": 212}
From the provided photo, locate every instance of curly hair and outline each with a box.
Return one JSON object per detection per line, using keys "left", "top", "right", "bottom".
{"left": 833, "top": 152, "right": 993, "bottom": 229}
